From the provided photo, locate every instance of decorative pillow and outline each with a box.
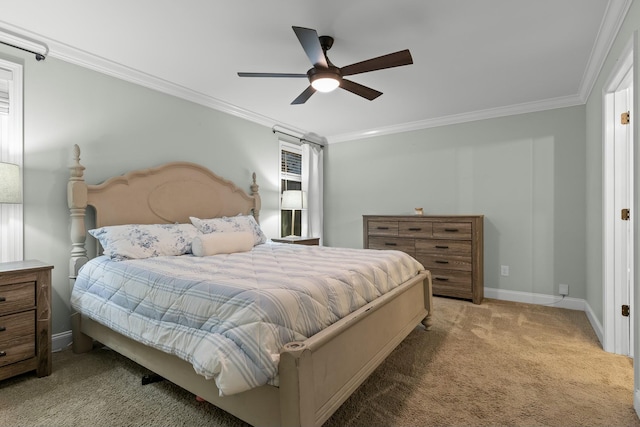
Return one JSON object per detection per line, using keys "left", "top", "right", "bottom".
{"left": 191, "top": 232, "right": 254, "bottom": 256}
{"left": 189, "top": 215, "right": 267, "bottom": 246}
{"left": 88, "top": 223, "right": 200, "bottom": 261}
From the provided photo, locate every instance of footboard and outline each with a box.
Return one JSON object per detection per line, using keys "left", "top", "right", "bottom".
{"left": 279, "top": 271, "right": 432, "bottom": 427}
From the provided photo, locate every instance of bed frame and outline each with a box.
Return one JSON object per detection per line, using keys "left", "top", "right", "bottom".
{"left": 67, "top": 144, "right": 433, "bottom": 427}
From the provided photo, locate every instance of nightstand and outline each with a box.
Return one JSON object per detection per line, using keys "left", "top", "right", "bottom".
{"left": 272, "top": 237, "right": 320, "bottom": 246}
{"left": 0, "top": 260, "right": 53, "bottom": 381}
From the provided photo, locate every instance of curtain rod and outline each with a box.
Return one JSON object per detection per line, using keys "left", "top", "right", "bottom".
{"left": 272, "top": 126, "right": 325, "bottom": 148}
{"left": 0, "top": 29, "right": 48, "bottom": 61}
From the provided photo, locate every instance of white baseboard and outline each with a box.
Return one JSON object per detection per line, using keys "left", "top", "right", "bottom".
{"left": 52, "top": 330, "right": 73, "bottom": 353}
{"left": 485, "top": 287, "right": 604, "bottom": 347}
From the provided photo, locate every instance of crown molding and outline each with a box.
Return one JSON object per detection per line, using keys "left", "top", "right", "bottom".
{"left": 327, "top": 94, "right": 584, "bottom": 144}
{"left": 578, "top": 0, "right": 633, "bottom": 102}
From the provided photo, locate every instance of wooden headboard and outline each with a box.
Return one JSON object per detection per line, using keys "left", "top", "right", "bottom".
{"left": 67, "top": 144, "right": 261, "bottom": 280}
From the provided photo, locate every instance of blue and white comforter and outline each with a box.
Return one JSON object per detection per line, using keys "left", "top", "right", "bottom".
{"left": 71, "top": 242, "right": 424, "bottom": 396}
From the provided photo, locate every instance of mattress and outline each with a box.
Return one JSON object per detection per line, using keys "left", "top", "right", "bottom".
{"left": 71, "top": 242, "right": 424, "bottom": 396}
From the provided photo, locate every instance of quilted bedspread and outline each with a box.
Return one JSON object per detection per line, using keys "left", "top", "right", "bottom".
{"left": 71, "top": 242, "right": 424, "bottom": 396}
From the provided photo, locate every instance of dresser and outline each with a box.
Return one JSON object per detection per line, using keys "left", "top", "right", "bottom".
{"left": 363, "top": 215, "right": 484, "bottom": 304}
{"left": 0, "top": 260, "right": 53, "bottom": 381}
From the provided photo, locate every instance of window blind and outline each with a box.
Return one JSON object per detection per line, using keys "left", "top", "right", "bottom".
{"left": 0, "top": 67, "right": 11, "bottom": 114}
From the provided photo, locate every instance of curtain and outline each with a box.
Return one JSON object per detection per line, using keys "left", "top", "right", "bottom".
{"left": 301, "top": 142, "right": 323, "bottom": 244}
{"left": 0, "top": 63, "right": 23, "bottom": 262}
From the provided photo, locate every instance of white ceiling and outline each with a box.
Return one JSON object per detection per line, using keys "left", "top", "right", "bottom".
{"left": 0, "top": 0, "right": 631, "bottom": 143}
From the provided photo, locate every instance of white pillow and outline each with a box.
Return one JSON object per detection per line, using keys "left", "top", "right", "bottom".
{"left": 191, "top": 232, "right": 255, "bottom": 256}
{"left": 190, "top": 214, "right": 267, "bottom": 246}
{"left": 88, "top": 223, "right": 200, "bottom": 261}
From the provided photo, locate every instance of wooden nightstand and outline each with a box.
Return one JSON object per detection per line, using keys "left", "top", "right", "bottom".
{"left": 272, "top": 237, "right": 320, "bottom": 246}
{"left": 0, "top": 260, "right": 53, "bottom": 381}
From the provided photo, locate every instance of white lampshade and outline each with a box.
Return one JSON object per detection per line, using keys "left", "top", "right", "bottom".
{"left": 0, "top": 162, "right": 21, "bottom": 204}
{"left": 281, "top": 190, "right": 307, "bottom": 210}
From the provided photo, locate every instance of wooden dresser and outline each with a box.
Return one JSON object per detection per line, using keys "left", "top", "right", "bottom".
{"left": 0, "top": 260, "right": 53, "bottom": 381}
{"left": 363, "top": 215, "right": 484, "bottom": 304}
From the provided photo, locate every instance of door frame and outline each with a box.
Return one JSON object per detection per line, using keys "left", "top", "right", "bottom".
{"left": 603, "top": 35, "right": 635, "bottom": 355}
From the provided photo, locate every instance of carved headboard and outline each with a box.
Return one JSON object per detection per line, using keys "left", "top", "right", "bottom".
{"left": 68, "top": 145, "right": 261, "bottom": 280}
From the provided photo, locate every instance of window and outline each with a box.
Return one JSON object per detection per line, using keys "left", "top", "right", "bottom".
{"left": 0, "top": 59, "right": 23, "bottom": 262}
{"left": 280, "top": 142, "right": 302, "bottom": 237}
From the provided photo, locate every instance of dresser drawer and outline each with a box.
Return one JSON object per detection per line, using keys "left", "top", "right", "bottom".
{"left": 368, "top": 236, "right": 415, "bottom": 255}
{"left": 430, "top": 269, "right": 473, "bottom": 299}
{"left": 367, "top": 221, "right": 399, "bottom": 236}
{"left": 0, "top": 282, "right": 36, "bottom": 314}
{"left": 433, "top": 222, "right": 472, "bottom": 240}
{"left": 0, "top": 310, "right": 36, "bottom": 367}
{"left": 415, "top": 239, "right": 471, "bottom": 256}
{"left": 417, "top": 255, "right": 472, "bottom": 272}
{"left": 399, "top": 221, "right": 432, "bottom": 238}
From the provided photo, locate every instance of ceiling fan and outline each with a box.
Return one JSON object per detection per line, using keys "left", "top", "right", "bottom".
{"left": 237, "top": 26, "right": 413, "bottom": 105}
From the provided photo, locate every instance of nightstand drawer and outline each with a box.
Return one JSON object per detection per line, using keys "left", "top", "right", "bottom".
{"left": 0, "top": 282, "right": 36, "bottom": 314}
{"left": 367, "top": 221, "right": 399, "bottom": 236}
{"left": 432, "top": 222, "right": 472, "bottom": 240}
{"left": 0, "top": 311, "right": 36, "bottom": 367}
{"left": 368, "top": 236, "right": 415, "bottom": 254}
{"left": 415, "top": 239, "right": 471, "bottom": 256}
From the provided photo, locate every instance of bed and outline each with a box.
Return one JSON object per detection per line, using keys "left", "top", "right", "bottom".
{"left": 67, "top": 144, "right": 433, "bottom": 427}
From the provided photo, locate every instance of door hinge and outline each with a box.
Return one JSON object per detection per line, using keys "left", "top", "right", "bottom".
{"left": 621, "top": 208, "right": 630, "bottom": 220}
{"left": 622, "top": 304, "right": 630, "bottom": 317}
{"left": 621, "top": 111, "right": 630, "bottom": 125}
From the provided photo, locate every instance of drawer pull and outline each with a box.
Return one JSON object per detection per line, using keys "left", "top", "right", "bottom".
{"left": 444, "top": 228, "right": 459, "bottom": 232}
{"left": 435, "top": 245, "right": 449, "bottom": 249}
{"left": 435, "top": 260, "right": 449, "bottom": 264}
{"left": 376, "top": 226, "right": 390, "bottom": 230}
{"left": 0, "top": 351, "right": 6, "bottom": 357}
{"left": 434, "top": 277, "right": 449, "bottom": 281}
{"left": 0, "top": 296, "right": 5, "bottom": 302}
{"left": 385, "top": 242, "right": 397, "bottom": 246}
{"left": 0, "top": 326, "right": 5, "bottom": 332}
{"left": 408, "top": 227, "right": 422, "bottom": 231}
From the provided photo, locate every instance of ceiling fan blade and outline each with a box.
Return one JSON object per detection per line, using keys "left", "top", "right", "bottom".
{"left": 340, "top": 49, "right": 413, "bottom": 76}
{"left": 291, "top": 85, "right": 316, "bottom": 105}
{"left": 238, "top": 72, "right": 307, "bottom": 78}
{"left": 292, "top": 26, "right": 328, "bottom": 68}
{"left": 340, "top": 79, "right": 382, "bottom": 101}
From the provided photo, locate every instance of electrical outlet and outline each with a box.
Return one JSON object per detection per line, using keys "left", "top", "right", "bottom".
{"left": 559, "top": 284, "right": 569, "bottom": 296}
{"left": 500, "top": 265, "right": 509, "bottom": 276}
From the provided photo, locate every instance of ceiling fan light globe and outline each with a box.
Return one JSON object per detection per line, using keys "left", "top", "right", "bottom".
{"left": 311, "top": 77, "right": 340, "bottom": 92}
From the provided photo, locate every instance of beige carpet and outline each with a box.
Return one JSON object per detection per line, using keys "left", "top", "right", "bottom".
{"left": 1, "top": 297, "right": 638, "bottom": 427}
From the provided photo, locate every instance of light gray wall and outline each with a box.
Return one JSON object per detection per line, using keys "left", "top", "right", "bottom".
{"left": 324, "top": 106, "right": 587, "bottom": 299}
{"left": 585, "top": 0, "right": 640, "bottom": 326}
{"left": 0, "top": 45, "right": 282, "bottom": 337}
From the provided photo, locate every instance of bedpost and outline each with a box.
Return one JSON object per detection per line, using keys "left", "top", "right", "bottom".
{"left": 251, "top": 172, "right": 261, "bottom": 224}
{"left": 68, "top": 144, "right": 88, "bottom": 283}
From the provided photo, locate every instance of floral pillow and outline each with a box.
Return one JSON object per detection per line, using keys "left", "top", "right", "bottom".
{"left": 88, "top": 223, "right": 200, "bottom": 261}
{"left": 189, "top": 215, "right": 267, "bottom": 246}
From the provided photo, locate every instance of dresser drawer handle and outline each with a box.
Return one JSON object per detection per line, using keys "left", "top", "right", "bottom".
{"left": 0, "top": 296, "right": 5, "bottom": 302}
{"left": 435, "top": 260, "right": 449, "bottom": 264}
{"left": 376, "top": 226, "right": 390, "bottom": 230}
{"left": 0, "top": 351, "right": 6, "bottom": 357}
{"left": 434, "top": 277, "right": 449, "bottom": 281}
{"left": 0, "top": 326, "right": 5, "bottom": 332}
{"left": 385, "top": 242, "right": 397, "bottom": 246}
{"left": 408, "top": 227, "right": 422, "bottom": 231}
{"left": 435, "top": 245, "right": 449, "bottom": 249}
{"left": 444, "top": 228, "right": 459, "bottom": 232}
